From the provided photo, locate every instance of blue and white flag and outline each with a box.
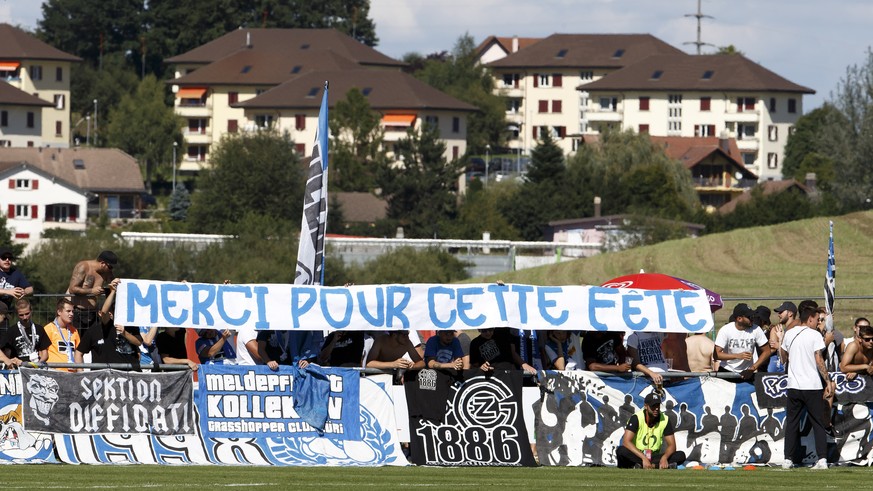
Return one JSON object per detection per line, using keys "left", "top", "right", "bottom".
{"left": 824, "top": 220, "right": 835, "bottom": 332}
{"left": 295, "top": 81, "right": 330, "bottom": 286}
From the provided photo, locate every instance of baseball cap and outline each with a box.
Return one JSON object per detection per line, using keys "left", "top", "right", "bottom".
{"left": 97, "top": 250, "right": 119, "bottom": 266}
{"left": 774, "top": 301, "right": 797, "bottom": 314}
{"left": 644, "top": 392, "right": 662, "bottom": 407}
{"left": 0, "top": 246, "right": 13, "bottom": 258}
{"left": 732, "top": 303, "right": 755, "bottom": 319}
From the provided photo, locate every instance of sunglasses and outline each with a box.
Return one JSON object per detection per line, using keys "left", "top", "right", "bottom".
{"left": 0, "top": 256, "right": 12, "bottom": 261}
{"left": 862, "top": 337, "right": 873, "bottom": 342}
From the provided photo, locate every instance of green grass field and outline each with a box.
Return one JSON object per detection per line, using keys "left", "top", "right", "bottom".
{"left": 2, "top": 465, "right": 866, "bottom": 489}
{"left": 477, "top": 211, "right": 873, "bottom": 335}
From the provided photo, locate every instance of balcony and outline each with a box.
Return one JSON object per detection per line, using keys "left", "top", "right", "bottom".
{"left": 692, "top": 176, "right": 757, "bottom": 189}
{"left": 184, "top": 131, "right": 211, "bottom": 145}
{"left": 724, "top": 108, "right": 760, "bottom": 123}
{"left": 175, "top": 102, "right": 212, "bottom": 118}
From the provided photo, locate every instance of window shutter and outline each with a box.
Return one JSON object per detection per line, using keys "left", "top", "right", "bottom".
{"left": 552, "top": 100, "right": 562, "bottom": 113}
{"left": 533, "top": 74, "right": 539, "bottom": 88}
{"left": 532, "top": 126, "right": 538, "bottom": 139}
{"left": 558, "top": 126, "right": 566, "bottom": 137}
{"left": 553, "top": 74, "right": 562, "bottom": 87}
{"left": 7, "top": 205, "right": 14, "bottom": 217}
{"left": 7, "top": 179, "right": 13, "bottom": 189}
{"left": 31, "top": 205, "right": 38, "bottom": 218}
{"left": 32, "top": 179, "right": 38, "bottom": 190}
{"left": 538, "top": 100, "right": 548, "bottom": 113}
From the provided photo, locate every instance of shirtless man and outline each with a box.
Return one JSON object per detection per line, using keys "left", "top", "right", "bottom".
{"left": 840, "top": 324, "right": 873, "bottom": 380}
{"left": 366, "top": 331, "right": 425, "bottom": 370}
{"left": 66, "top": 250, "right": 117, "bottom": 331}
{"left": 686, "top": 333, "right": 718, "bottom": 372}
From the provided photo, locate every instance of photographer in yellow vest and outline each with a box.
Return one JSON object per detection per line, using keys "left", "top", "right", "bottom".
{"left": 616, "top": 392, "right": 686, "bottom": 469}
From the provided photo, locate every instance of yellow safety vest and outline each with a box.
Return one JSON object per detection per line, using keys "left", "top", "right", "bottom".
{"left": 632, "top": 410, "right": 668, "bottom": 452}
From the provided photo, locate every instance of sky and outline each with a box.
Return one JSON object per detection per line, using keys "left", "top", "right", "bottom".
{"left": 3, "top": 0, "right": 873, "bottom": 110}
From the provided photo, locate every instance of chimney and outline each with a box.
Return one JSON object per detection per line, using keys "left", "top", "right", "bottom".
{"left": 718, "top": 129, "right": 730, "bottom": 155}
{"left": 805, "top": 172, "right": 817, "bottom": 193}
{"left": 594, "top": 196, "right": 601, "bottom": 218}
{"left": 512, "top": 36, "right": 519, "bottom": 53}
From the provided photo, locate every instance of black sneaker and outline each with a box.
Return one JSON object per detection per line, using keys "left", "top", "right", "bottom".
{"left": 668, "top": 462, "right": 678, "bottom": 469}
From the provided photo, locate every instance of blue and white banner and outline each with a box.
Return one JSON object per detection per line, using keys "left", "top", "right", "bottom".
{"left": 755, "top": 372, "right": 873, "bottom": 407}
{"left": 117, "top": 280, "right": 714, "bottom": 333}
{"left": 0, "top": 372, "right": 54, "bottom": 463}
{"left": 53, "top": 374, "right": 406, "bottom": 466}
{"left": 197, "top": 364, "right": 359, "bottom": 439}
{"left": 537, "top": 371, "right": 873, "bottom": 466}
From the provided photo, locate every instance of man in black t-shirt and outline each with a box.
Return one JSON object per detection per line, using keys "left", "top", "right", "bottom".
{"left": 318, "top": 331, "right": 365, "bottom": 367}
{"left": 581, "top": 331, "right": 631, "bottom": 373}
{"left": 156, "top": 327, "right": 198, "bottom": 370}
{"left": 469, "top": 328, "right": 536, "bottom": 373}
{"left": 0, "top": 299, "right": 50, "bottom": 367}
{"left": 75, "top": 322, "right": 142, "bottom": 369}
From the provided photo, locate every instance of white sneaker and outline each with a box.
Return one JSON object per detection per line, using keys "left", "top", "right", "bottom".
{"left": 781, "top": 460, "right": 793, "bottom": 469}
{"left": 811, "top": 458, "right": 828, "bottom": 470}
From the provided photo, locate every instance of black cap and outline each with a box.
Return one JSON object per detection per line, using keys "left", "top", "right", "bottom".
{"left": 732, "top": 303, "right": 755, "bottom": 319}
{"left": 644, "top": 392, "right": 662, "bottom": 407}
{"left": 774, "top": 301, "right": 797, "bottom": 314}
{"left": 755, "top": 306, "right": 772, "bottom": 325}
{"left": 97, "top": 250, "right": 118, "bottom": 266}
{"left": 0, "top": 246, "right": 13, "bottom": 258}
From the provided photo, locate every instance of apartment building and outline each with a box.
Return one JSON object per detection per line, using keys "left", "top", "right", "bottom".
{"left": 486, "top": 34, "right": 685, "bottom": 155}
{"left": 580, "top": 54, "right": 814, "bottom": 180}
{"left": 167, "top": 28, "right": 472, "bottom": 172}
{"left": 0, "top": 24, "right": 79, "bottom": 148}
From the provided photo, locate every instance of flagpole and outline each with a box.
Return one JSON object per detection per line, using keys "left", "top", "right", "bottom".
{"left": 824, "top": 220, "right": 835, "bottom": 333}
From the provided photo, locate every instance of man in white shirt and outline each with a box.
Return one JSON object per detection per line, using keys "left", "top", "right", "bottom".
{"left": 780, "top": 306, "right": 831, "bottom": 470}
{"left": 714, "top": 303, "right": 771, "bottom": 380}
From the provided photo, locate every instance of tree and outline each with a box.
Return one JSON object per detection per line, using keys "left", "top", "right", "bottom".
{"left": 716, "top": 45, "right": 745, "bottom": 56}
{"left": 346, "top": 248, "right": 470, "bottom": 284}
{"left": 525, "top": 132, "right": 565, "bottom": 184}
{"left": 412, "top": 34, "right": 507, "bottom": 153}
{"left": 168, "top": 185, "right": 191, "bottom": 221}
{"left": 445, "top": 179, "right": 521, "bottom": 240}
{"left": 186, "top": 130, "right": 304, "bottom": 233}
{"left": 105, "top": 75, "right": 183, "bottom": 191}
{"left": 70, "top": 54, "right": 141, "bottom": 145}
{"left": 329, "top": 88, "right": 389, "bottom": 191}
{"left": 0, "top": 215, "right": 25, "bottom": 259}
{"left": 782, "top": 104, "right": 842, "bottom": 188}
{"left": 377, "top": 124, "right": 464, "bottom": 238}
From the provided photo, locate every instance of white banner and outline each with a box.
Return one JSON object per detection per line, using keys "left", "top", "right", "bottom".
{"left": 116, "top": 280, "right": 713, "bottom": 333}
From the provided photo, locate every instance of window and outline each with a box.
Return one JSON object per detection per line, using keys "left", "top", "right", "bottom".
{"left": 768, "top": 125, "right": 778, "bottom": 141}
{"left": 551, "top": 100, "right": 562, "bottom": 113}
{"left": 638, "top": 124, "right": 649, "bottom": 134}
{"left": 668, "top": 94, "right": 683, "bottom": 104}
{"left": 506, "top": 99, "right": 520, "bottom": 114}
{"left": 228, "top": 92, "right": 239, "bottom": 104}
{"left": 56, "top": 66, "right": 63, "bottom": 82}
{"left": 555, "top": 126, "right": 566, "bottom": 138}
{"left": 47, "top": 204, "right": 77, "bottom": 223}
{"left": 452, "top": 146, "right": 459, "bottom": 160}
{"left": 650, "top": 70, "right": 663, "bottom": 80}
{"left": 187, "top": 118, "right": 207, "bottom": 134}
{"left": 502, "top": 74, "right": 514, "bottom": 87}
{"left": 599, "top": 97, "right": 617, "bottom": 110}
{"left": 612, "top": 49, "right": 625, "bottom": 58}
{"left": 452, "top": 117, "right": 460, "bottom": 133}
{"left": 700, "top": 97, "right": 711, "bottom": 111}
{"left": 425, "top": 115, "right": 439, "bottom": 127}
{"left": 12, "top": 179, "right": 31, "bottom": 189}
{"left": 15, "top": 205, "right": 32, "bottom": 219}
{"left": 227, "top": 119, "right": 238, "bottom": 133}
{"left": 538, "top": 74, "right": 550, "bottom": 87}
{"left": 254, "top": 115, "right": 273, "bottom": 129}
{"left": 187, "top": 145, "right": 207, "bottom": 162}
{"left": 788, "top": 98, "right": 797, "bottom": 113}
{"left": 29, "top": 65, "right": 42, "bottom": 81}
{"left": 580, "top": 71, "right": 593, "bottom": 81}
{"left": 695, "top": 124, "right": 716, "bottom": 137}
{"left": 668, "top": 121, "right": 682, "bottom": 134}
{"left": 742, "top": 152, "right": 757, "bottom": 167}
{"left": 54, "top": 94, "right": 65, "bottom": 109}
{"left": 538, "top": 100, "right": 548, "bottom": 113}
{"left": 55, "top": 121, "right": 62, "bottom": 136}
{"left": 768, "top": 152, "right": 779, "bottom": 169}
{"left": 295, "top": 114, "right": 306, "bottom": 131}
{"left": 556, "top": 49, "right": 568, "bottom": 58}
{"left": 26, "top": 112, "right": 34, "bottom": 128}
{"left": 639, "top": 97, "right": 650, "bottom": 111}
{"left": 788, "top": 125, "right": 796, "bottom": 137}
{"left": 295, "top": 143, "right": 306, "bottom": 155}
{"left": 769, "top": 98, "right": 777, "bottom": 112}
{"left": 0, "top": 110, "right": 6, "bottom": 126}
{"left": 738, "top": 124, "right": 756, "bottom": 139}
{"left": 701, "top": 70, "right": 714, "bottom": 80}
{"left": 737, "top": 97, "right": 755, "bottom": 111}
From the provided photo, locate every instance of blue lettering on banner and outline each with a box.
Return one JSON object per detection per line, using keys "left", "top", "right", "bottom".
{"left": 119, "top": 280, "right": 714, "bottom": 333}
{"left": 197, "top": 365, "right": 360, "bottom": 439}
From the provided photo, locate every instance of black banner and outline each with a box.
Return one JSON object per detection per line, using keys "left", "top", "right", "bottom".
{"left": 754, "top": 372, "right": 873, "bottom": 408}
{"left": 21, "top": 368, "right": 193, "bottom": 435}
{"left": 405, "top": 369, "right": 536, "bottom": 467}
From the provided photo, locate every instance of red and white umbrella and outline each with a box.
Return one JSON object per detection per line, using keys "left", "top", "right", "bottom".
{"left": 600, "top": 272, "right": 723, "bottom": 313}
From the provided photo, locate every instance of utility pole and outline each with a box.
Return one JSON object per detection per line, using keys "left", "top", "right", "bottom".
{"left": 684, "top": 0, "right": 715, "bottom": 55}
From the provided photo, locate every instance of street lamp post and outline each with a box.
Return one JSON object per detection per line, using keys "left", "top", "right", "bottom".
{"left": 86, "top": 115, "right": 91, "bottom": 145}
{"left": 92, "top": 99, "right": 98, "bottom": 145}
{"left": 172, "top": 141, "right": 178, "bottom": 191}
{"left": 485, "top": 144, "right": 490, "bottom": 187}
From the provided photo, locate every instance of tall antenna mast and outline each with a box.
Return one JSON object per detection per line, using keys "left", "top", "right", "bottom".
{"left": 683, "top": 0, "right": 714, "bottom": 54}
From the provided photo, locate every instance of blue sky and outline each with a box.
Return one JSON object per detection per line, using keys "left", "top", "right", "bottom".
{"left": 4, "top": 0, "right": 873, "bottom": 111}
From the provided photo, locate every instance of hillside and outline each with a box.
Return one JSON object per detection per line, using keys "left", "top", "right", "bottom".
{"left": 477, "top": 211, "right": 873, "bottom": 331}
